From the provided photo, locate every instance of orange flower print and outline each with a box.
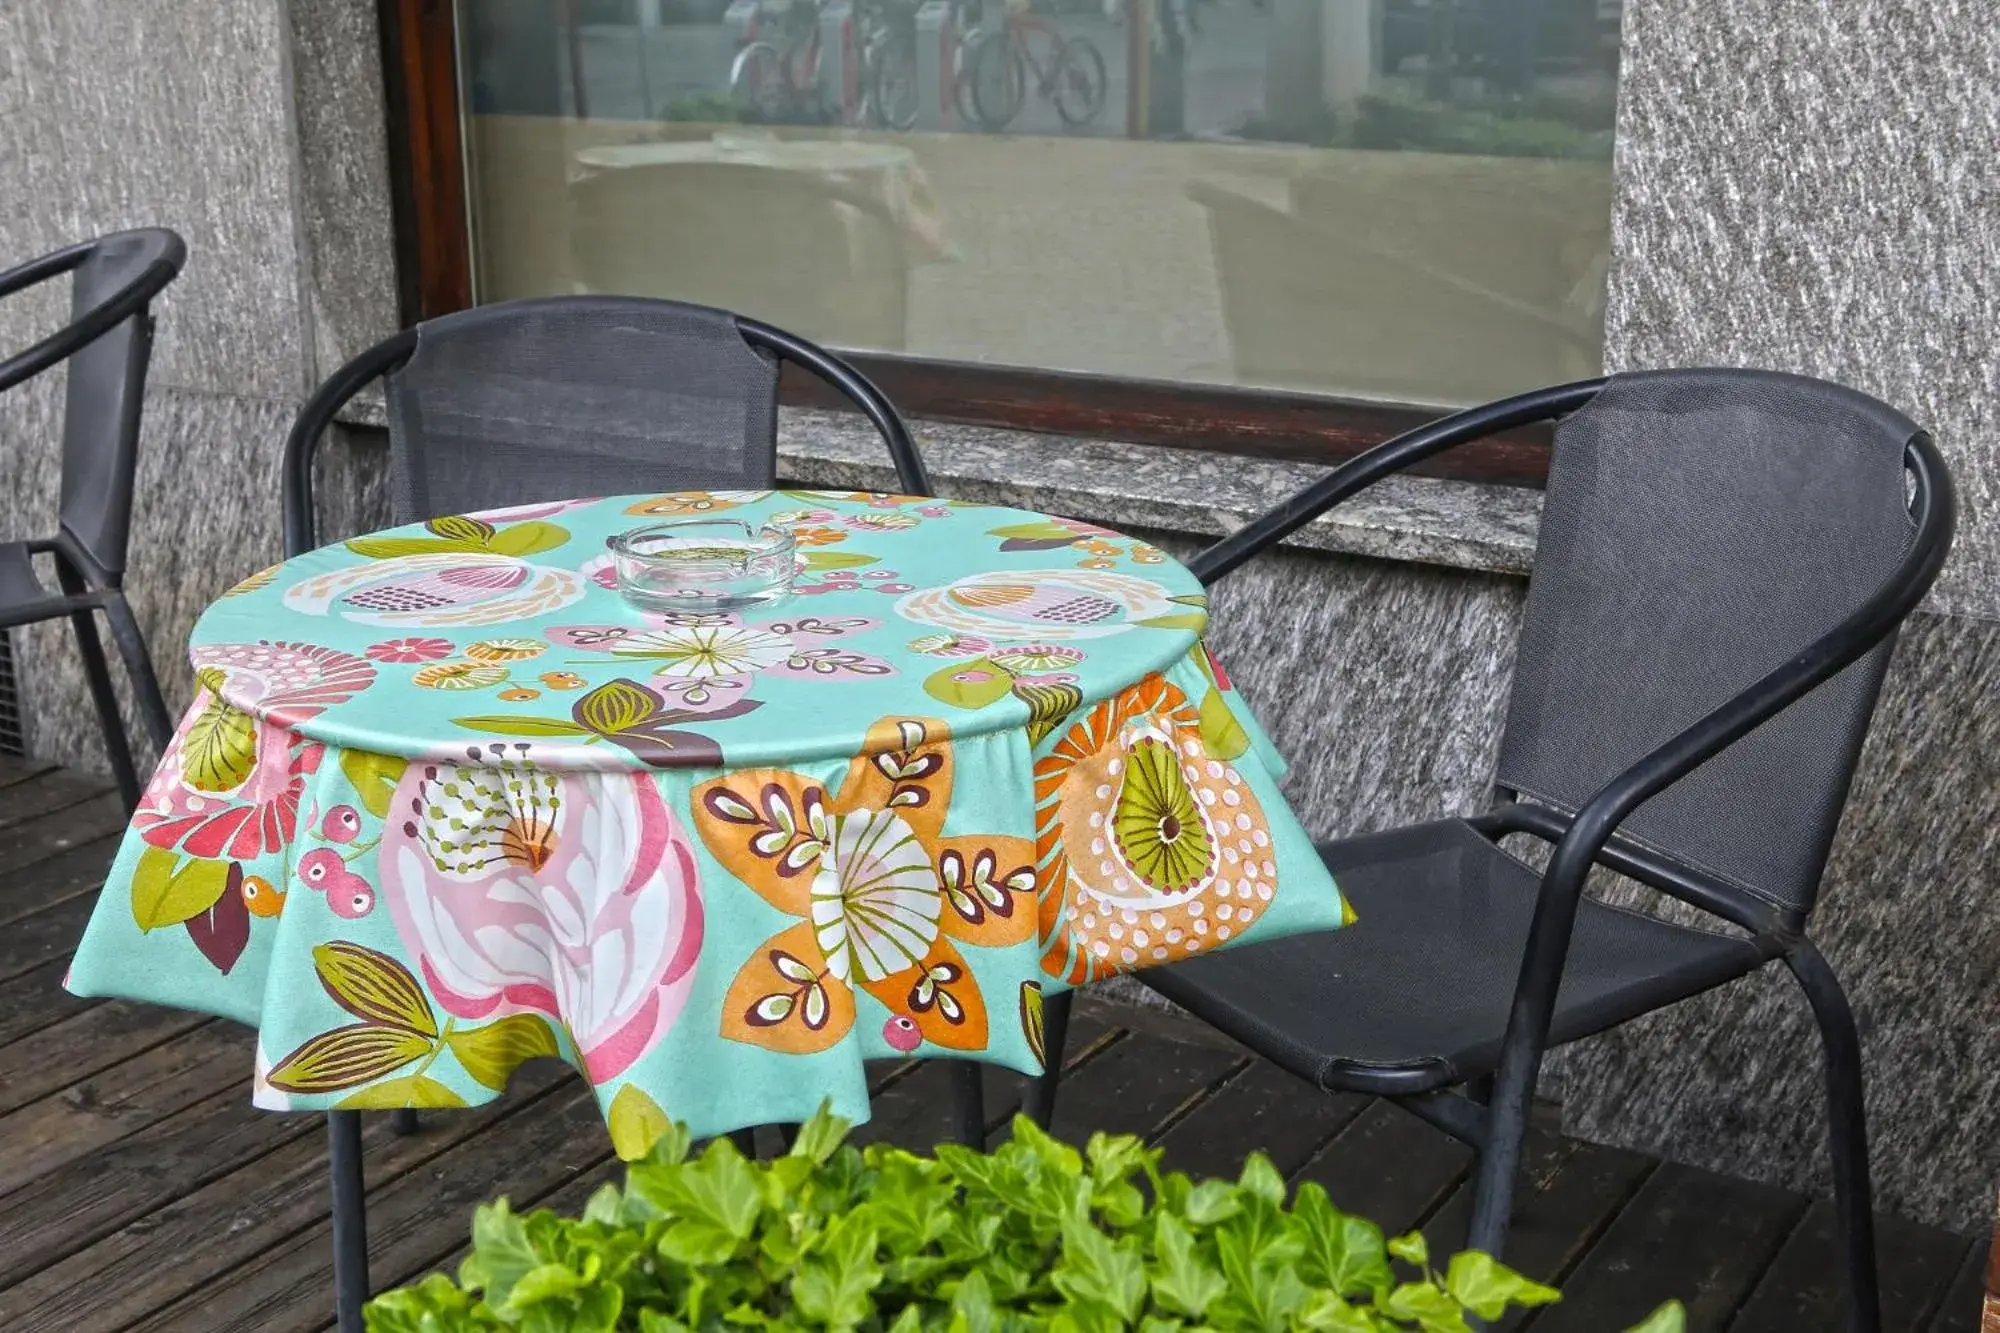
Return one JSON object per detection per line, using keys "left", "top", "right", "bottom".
{"left": 1035, "top": 677, "right": 1273, "bottom": 986}
{"left": 790, "top": 526, "right": 849, "bottom": 548}
{"left": 694, "top": 717, "right": 1036, "bottom": 1056}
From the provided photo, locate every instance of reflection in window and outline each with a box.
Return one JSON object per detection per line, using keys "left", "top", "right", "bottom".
{"left": 459, "top": 0, "right": 1619, "bottom": 407}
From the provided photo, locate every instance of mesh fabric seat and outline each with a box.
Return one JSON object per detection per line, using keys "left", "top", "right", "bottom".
{"left": 0, "top": 228, "right": 185, "bottom": 810}
{"left": 1143, "top": 821, "right": 1773, "bottom": 1095}
{"left": 386, "top": 298, "right": 779, "bottom": 521}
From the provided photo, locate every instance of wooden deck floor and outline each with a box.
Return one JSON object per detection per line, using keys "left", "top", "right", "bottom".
{"left": 0, "top": 756, "right": 1986, "bottom": 1332}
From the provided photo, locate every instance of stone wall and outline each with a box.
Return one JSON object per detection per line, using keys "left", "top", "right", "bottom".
{"left": 0, "top": 0, "right": 398, "bottom": 767}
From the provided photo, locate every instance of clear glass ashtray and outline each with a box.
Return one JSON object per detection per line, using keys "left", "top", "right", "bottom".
{"left": 605, "top": 520, "right": 797, "bottom": 613}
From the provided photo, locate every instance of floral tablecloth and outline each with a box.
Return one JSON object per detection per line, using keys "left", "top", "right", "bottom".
{"left": 66, "top": 491, "right": 1349, "bottom": 1145}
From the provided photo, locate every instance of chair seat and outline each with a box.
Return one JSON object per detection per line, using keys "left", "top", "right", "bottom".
{"left": 0, "top": 542, "right": 74, "bottom": 628}
{"left": 1139, "top": 819, "right": 1776, "bottom": 1096}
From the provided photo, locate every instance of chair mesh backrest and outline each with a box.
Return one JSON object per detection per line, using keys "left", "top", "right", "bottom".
{"left": 1496, "top": 369, "right": 1922, "bottom": 916}
{"left": 59, "top": 232, "right": 162, "bottom": 576}
{"left": 384, "top": 296, "right": 779, "bottom": 524}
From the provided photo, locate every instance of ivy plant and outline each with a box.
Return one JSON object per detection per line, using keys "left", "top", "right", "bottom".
{"left": 366, "top": 1108, "right": 1685, "bottom": 1333}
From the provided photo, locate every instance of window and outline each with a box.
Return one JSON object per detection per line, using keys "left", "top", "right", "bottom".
{"left": 389, "top": 0, "right": 1620, "bottom": 473}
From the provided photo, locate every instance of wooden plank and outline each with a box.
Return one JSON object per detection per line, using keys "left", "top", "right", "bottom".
{"left": 0, "top": 832, "right": 121, "bottom": 939}
{"left": 0, "top": 886, "right": 100, "bottom": 983}
{"left": 0, "top": 960, "right": 94, "bottom": 1048}
{"left": 0, "top": 1023, "right": 252, "bottom": 1190}
{"left": 1152, "top": 1059, "right": 1368, "bottom": 1182}
{"left": 184, "top": 1080, "right": 616, "bottom": 1333}
{"left": 1729, "top": 1200, "right": 1969, "bottom": 1333}
{"left": 1, "top": 1073, "right": 575, "bottom": 1333}
{"left": 0, "top": 769, "right": 115, "bottom": 833}
{"left": 1925, "top": 1234, "right": 1990, "bottom": 1333}
{"left": 1529, "top": 1163, "right": 1806, "bottom": 1333}
{"left": 0, "top": 1072, "right": 321, "bottom": 1287}
{"left": 1046, "top": 1028, "right": 1248, "bottom": 1145}
{"left": 0, "top": 793, "right": 123, "bottom": 875}
{"left": 0, "top": 755, "right": 58, "bottom": 789}
{"left": 1420, "top": 1116, "right": 1654, "bottom": 1329}
{"left": 0, "top": 1000, "right": 212, "bottom": 1114}
{"left": 852, "top": 1012, "right": 1120, "bottom": 1152}
{"left": 1293, "top": 1100, "right": 1475, "bottom": 1237}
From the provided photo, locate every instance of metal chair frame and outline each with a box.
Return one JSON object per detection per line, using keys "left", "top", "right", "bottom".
{"left": 0, "top": 229, "right": 186, "bottom": 809}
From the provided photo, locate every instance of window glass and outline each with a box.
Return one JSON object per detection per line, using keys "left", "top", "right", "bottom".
{"left": 459, "top": 0, "right": 1619, "bottom": 407}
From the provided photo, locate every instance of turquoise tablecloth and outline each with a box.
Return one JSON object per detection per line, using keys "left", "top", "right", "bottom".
{"left": 67, "top": 490, "right": 1348, "bottom": 1148}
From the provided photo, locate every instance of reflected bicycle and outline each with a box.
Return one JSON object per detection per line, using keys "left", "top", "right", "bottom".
{"left": 961, "top": 0, "right": 1107, "bottom": 131}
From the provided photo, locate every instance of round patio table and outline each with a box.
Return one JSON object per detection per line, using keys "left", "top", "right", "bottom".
{"left": 65, "top": 489, "right": 1348, "bottom": 1147}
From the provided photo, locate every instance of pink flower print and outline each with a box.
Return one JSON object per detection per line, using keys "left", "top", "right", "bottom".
{"left": 379, "top": 747, "right": 704, "bottom": 1082}
{"left": 367, "top": 636, "right": 456, "bottom": 664}
{"left": 134, "top": 697, "right": 324, "bottom": 861}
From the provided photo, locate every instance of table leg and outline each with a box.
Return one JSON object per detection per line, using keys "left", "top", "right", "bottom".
{"left": 949, "top": 1062, "right": 984, "bottom": 1147}
{"left": 329, "top": 1111, "right": 370, "bottom": 1333}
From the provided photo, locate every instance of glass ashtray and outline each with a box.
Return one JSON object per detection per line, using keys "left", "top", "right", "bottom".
{"left": 605, "top": 520, "right": 797, "bottom": 613}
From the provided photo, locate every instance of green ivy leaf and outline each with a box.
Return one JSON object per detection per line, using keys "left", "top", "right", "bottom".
{"left": 1381, "top": 1279, "right": 1473, "bottom": 1331}
{"left": 792, "top": 1213, "right": 882, "bottom": 1328}
{"left": 1051, "top": 1216, "right": 1147, "bottom": 1324}
{"left": 1237, "top": 1152, "right": 1287, "bottom": 1206}
{"left": 463, "top": 1199, "right": 541, "bottom": 1308}
{"left": 649, "top": 1139, "right": 764, "bottom": 1265}
{"left": 1388, "top": 1231, "right": 1431, "bottom": 1270}
{"left": 1182, "top": 1178, "right": 1243, "bottom": 1227}
{"left": 1295, "top": 1184, "right": 1393, "bottom": 1299}
{"left": 788, "top": 1102, "right": 855, "bottom": 1164}
{"left": 1148, "top": 1214, "right": 1227, "bottom": 1319}
{"left": 1443, "top": 1251, "right": 1560, "bottom": 1320}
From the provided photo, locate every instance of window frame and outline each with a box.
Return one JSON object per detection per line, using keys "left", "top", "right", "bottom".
{"left": 377, "top": 0, "right": 1556, "bottom": 486}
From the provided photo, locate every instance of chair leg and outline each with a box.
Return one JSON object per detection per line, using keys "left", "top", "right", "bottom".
{"left": 949, "top": 1062, "right": 985, "bottom": 1147}
{"left": 389, "top": 1109, "right": 420, "bottom": 1136}
{"left": 99, "top": 591, "right": 174, "bottom": 752}
{"left": 328, "top": 1111, "right": 370, "bottom": 1333}
{"left": 728, "top": 1127, "right": 759, "bottom": 1157}
{"left": 1787, "top": 942, "right": 1882, "bottom": 1333}
{"left": 62, "top": 607, "right": 141, "bottom": 812}
{"left": 1021, "top": 987, "right": 1074, "bottom": 1129}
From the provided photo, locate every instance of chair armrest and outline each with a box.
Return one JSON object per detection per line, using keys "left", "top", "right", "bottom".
{"left": 0, "top": 245, "right": 175, "bottom": 397}
{"left": 1187, "top": 379, "right": 1603, "bottom": 586}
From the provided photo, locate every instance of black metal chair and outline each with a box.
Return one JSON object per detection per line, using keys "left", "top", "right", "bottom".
{"left": 281, "top": 295, "right": 928, "bottom": 1333}
{"left": 1002, "top": 369, "right": 1954, "bottom": 1333}
{"left": 0, "top": 228, "right": 186, "bottom": 811}
{"left": 281, "top": 293, "right": 930, "bottom": 551}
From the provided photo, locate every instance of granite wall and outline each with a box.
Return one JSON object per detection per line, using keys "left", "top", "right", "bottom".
{"left": 0, "top": 0, "right": 398, "bottom": 767}
{"left": 1565, "top": 0, "right": 2000, "bottom": 1231}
